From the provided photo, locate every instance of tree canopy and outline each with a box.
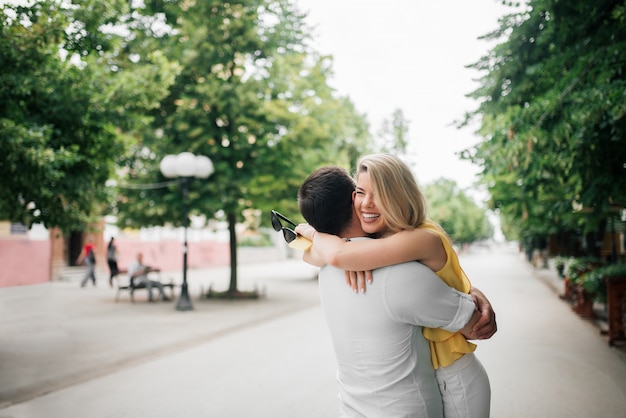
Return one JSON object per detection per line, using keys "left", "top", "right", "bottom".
{"left": 424, "top": 179, "right": 494, "bottom": 244}
{"left": 0, "top": 0, "right": 179, "bottom": 232}
{"left": 0, "top": 0, "right": 372, "bottom": 234}
{"left": 460, "top": 0, "right": 626, "bottom": 249}
{"left": 106, "top": 0, "right": 375, "bottom": 292}
{"left": 112, "top": 0, "right": 372, "bottom": 229}
{"left": 2, "top": 0, "right": 497, "bottom": 291}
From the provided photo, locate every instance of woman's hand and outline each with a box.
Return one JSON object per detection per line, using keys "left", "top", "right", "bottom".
{"left": 345, "top": 270, "right": 374, "bottom": 293}
{"left": 295, "top": 223, "right": 317, "bottom": 240}
{"left": 295, "top": 224, "right": 376, "bottom": 291}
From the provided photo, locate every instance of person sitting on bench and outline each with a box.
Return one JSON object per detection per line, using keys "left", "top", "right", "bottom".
{"left": 127, "top": 252, "right": 170, "bottom": 302}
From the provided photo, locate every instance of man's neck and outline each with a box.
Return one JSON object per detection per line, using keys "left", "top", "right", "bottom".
{"left": 338, "top": 217, "right": 366, "bottom": 240}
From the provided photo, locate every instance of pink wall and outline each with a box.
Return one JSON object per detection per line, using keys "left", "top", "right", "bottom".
{"left": 112, "top": 239, "right": 230, "bottom": 272}
{"left": 0, "top": 238, "right": 230, "bottom": 288}
{"left": 0, "top": 240, "right": 51, "bottom": 287}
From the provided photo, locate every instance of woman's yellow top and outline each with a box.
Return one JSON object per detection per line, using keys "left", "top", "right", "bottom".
{"left": 420, "top": 222, "right": 476, "bottom": 369}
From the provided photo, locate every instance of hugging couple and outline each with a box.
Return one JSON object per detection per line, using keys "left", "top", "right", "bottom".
{"left": 274, "top": 153, "right": 496, "bottom": 418}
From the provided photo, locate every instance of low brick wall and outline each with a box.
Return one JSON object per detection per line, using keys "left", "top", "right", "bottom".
{"left": 114, "top": 239, "right": 231, "bottom": 272}
{"left": 0, "top": 234, "right": 290, "bottom": 287}
{"left": 114, "top": 241, "right": 287, "bottom": 270}
{"left": 0, "top": 240, "right": 51, "bottom": 287}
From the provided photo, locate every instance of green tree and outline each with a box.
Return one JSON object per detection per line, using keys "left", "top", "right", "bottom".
{"left": 114, "top": 0, "right": 370, "bottom": 294}
{"left": 377, "top": 108, "right": 411, "bottom": 154}
{"left": 460, "top": 0, "right": 626, "bottom": 253}
{"left": 0, "top": 0, "right": 178, "bottom": 232}
{"left": 424, "top": 179, "right": 494, "bottom": 244}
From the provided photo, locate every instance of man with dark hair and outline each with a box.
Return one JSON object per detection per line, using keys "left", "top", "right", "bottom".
{"left": 297, "top": 166, "right": 495, "bottom": 417}
{"left": 297, "top": 166, "right": 356, "bottom": 236}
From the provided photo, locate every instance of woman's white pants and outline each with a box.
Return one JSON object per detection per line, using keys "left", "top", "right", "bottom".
{"left": 436, "top": 353, "right": 491, "bottom": 418}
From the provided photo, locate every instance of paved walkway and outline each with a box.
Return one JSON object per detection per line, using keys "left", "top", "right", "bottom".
{"left": 1, "top": 244, "right": 625, "bottom": 417}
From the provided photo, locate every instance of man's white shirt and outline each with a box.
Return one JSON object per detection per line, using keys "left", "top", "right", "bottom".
{"left": 317, "top": 238, "right": 475, "bottom": 418}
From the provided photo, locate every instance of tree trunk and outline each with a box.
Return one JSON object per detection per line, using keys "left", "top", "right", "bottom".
{"left": 227, "top": 211, "right": 238, "bottom": 294}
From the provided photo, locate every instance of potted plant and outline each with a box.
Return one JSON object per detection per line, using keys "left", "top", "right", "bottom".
{"left": 557, "top": 257, "right": 576, "bottom": 301}
{"left": 581, "top": 265, "right": 620, "bottom": 304}
{"left": 561, "top": 258, "right": 581, "bottom": 300}
{"left": 583, "top": 263, "right": 626, "bottom": 345}
{"left": 559, "top": 257, "right": 576, "bottom": 300}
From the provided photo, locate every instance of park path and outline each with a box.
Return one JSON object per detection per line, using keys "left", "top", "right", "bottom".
{"left": 1, "top": 244, "right": 625, "bottom": 417}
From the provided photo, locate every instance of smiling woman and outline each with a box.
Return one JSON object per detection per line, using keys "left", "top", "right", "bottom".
{"left": 354, "top": 154, "right": 427, "bottom": 236}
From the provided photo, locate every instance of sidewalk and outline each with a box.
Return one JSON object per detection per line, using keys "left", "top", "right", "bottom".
{"left": 459, "top": 245, "right": 626, "bottom": 417}
{"left": 530, "top": 257, "right": 626, "bottom": 361}
{"left": 2, "top": 245, "right": 626, "bottom": 417}
{"left": 0, "top": 257, "right": 320, "bottom": 409}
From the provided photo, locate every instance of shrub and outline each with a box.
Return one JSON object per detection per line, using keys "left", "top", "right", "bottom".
{"left": 565, "top": 257, "right": 603, "bottom": 285}
{"left": 582, "top": 263, "right": 626, "bottom": 303}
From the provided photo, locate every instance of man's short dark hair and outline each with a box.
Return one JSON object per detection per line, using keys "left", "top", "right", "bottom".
{"left": 297, "top": 166, "right": 355, "bottom": 236}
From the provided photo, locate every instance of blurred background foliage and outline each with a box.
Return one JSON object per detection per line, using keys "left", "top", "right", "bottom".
{"left": 459, "top": 0, "right": 626, "bottom": 256}
{"left": 2, "top": 0, "right": 624, "bottom": 263}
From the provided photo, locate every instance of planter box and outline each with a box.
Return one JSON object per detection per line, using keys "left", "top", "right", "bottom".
{"left": 605, "top": 275, "right": 626, "bottom": 345}
{"left": 560, "top": 278, "right": 576, "bottom": 302}
{"left": 573, "top": 285, "right": 595, "bottom": 318}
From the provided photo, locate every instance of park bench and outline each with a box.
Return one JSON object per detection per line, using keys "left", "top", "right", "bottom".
{"left": 112, "top": 269, "right": 176, "bottom": 303}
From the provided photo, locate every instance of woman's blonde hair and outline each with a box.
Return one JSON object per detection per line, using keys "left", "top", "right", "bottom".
{"left": 355, "top": 154, "right": 428, "bottom": 233}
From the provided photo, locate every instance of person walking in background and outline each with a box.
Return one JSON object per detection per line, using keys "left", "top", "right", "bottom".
{"left": 296, "top": 155, "right": 493, "bottom": 418}
{"left": 77, "top": 237, "right": 97, "bottom": 288}
{"left": 107, "top": 237, "right": 119, "bottom": 287}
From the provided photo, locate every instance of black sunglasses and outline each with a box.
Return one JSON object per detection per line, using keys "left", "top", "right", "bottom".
{"left": 271, "top": 210, "right": 298, "bottom": 243}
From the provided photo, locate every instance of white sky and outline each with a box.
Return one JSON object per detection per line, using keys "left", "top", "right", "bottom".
{"left": 295, "top": 0, "right": 517, "bottom": 190}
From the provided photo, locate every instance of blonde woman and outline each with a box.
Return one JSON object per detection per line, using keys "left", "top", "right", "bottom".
{"left": 296, "top": 154, "right": 492, "bottom": 418}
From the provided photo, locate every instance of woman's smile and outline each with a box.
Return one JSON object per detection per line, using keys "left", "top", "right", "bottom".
{"left": 361, "top": 212, "right": 380, "bottom": 222}
{"left": 353, "top": 172, "right": 386, "bottom": 234}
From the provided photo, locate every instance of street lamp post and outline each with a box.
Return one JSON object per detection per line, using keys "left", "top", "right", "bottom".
{"left": 160, "top": 152, "right": 214, "bottom": 311}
